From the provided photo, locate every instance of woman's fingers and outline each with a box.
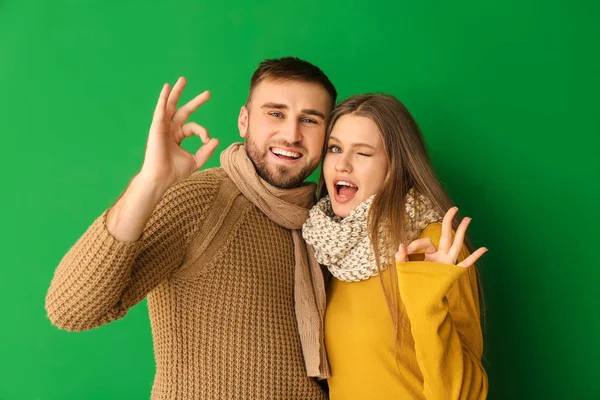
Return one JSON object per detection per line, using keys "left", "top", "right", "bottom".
{"left": 395, "top": 243, "right": 408, "bottom": 263}
{"left": 407, "top": 238, "right": 437, "bottom": 255}
{"left": 440, "top": 207, "right": 458, "bottom": 253}
{"left": 457, "top": 247, "right": 488, "bottom": 268}
{"left": 448, "top": 217, "right": 472, "bottom": 261}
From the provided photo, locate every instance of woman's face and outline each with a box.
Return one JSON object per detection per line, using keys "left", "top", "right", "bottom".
{"left": 323, "top": 114, "right": 389, "bottom": 218}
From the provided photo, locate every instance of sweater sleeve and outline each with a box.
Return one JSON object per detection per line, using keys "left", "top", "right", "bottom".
{"left": 45, "top": 170, "right": 221, "bottom": 332}
{"left": 397, "top": 223, "right": 488, "bottom": 399}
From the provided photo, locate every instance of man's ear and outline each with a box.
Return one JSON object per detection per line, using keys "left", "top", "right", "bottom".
{"left": 238, "top": 105, "right": 249, "bottom": 138}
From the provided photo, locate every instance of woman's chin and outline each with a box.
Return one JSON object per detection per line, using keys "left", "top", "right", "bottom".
{"left": 331, "top": 202, "right": 352, "bottom": 218}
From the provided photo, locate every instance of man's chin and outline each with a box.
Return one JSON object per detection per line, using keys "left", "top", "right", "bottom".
{"left": 257, "top": 164, "right": 311, "bottom": 189}
{"left": 244, "top": 141, "right": 316, "bottom": 189}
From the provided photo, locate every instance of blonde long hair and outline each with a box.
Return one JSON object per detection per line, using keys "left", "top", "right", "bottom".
{"left": 318, "top": 93, "right": 484, "bottom": 350}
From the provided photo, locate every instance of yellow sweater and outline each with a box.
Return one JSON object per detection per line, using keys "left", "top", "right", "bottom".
{"left": 324, "top": 223, "right": 488, "bottom": 399}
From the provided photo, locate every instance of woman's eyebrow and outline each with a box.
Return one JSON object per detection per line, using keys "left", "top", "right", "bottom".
{"left": 328, "top": 136, "right": 376, "bottom": 150}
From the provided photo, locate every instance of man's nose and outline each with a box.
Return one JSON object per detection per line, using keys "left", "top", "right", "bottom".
{"left": 281, "top": 119, "right": 302, "bottom": 143}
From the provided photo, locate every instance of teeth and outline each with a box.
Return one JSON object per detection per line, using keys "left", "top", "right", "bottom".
{"left": 272, "top": 148, "right": 301, "bottom": 158}
{"left": 336, "top": 180, "right": 357, "bottom": 188}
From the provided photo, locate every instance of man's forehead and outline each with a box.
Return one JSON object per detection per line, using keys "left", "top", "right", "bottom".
{"left": 251, "top": 79, "right": 330, "bottom": 111}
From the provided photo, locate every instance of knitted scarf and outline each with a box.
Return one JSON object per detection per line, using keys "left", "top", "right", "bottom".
{"left": 302, "top": 189, "right": 442, "bottom": 282}
{"left": 221, "top": 143, "right": 330, "bottom": 379}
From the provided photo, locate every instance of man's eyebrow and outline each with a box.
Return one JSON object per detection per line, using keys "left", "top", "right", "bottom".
{"left": 302, "top": 109, "right": 326, "bottom": 120}
{"left": 261, "top": 102, "right": 288, "bottom": 110}
{"left": 328, "top": 136, "right": 376, "bottom": 150}
{"left": 260, "top": 103, "right": 325, "bottom": 120}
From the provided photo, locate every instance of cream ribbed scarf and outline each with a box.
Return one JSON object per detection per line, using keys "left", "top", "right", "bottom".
{"left": 302, "top": 189, "right": 442, "bottom": 282}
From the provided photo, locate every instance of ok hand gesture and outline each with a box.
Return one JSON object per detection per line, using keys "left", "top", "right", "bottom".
{"left": 395, "top": 207, "right": 488, "bottom": 268}
{"left": 140, "top": 77, "right": 220, "bottom": 187}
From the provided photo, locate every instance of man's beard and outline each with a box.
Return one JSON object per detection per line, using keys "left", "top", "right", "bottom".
{"left": 244, "top": 134, "right": 317, "bottom": 189}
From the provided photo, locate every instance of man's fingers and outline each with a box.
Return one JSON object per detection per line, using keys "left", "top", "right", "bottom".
{"left": 407, "top": 238, "right": 437, "bottom": 255}
{"left": 449, "top": 217, "right": 472, "bottom": 260}
{"left": 193, "top": 138, "right": 220, "bottom": 169}
{"left": 174, "top": 90, "right": 211, "bottom": 124}
{"left": 440, "top": 207, "right": 458, "bottom": 252}
{"left": 181, "top": 122, "right": 210, "bottom": 144}
{"left": 152, "top": 83, "right": 171, "bottom": 121}
{"left": 457, "top": 247, "right": 488, "bottom": 268}
{"left": 165, "top": 77, "right": 187, "bottom": 119}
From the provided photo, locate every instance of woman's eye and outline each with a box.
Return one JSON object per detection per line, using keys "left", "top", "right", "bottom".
{"left": 328, "top": 145, "right": 341, "bottom": 153}
{"left": 358, "top": 153, "right": 372, "bottom": 157}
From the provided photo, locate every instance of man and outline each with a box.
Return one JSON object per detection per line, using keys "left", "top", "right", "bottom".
{"left": 46, "top": 57, "right": 337, "bottom": 399}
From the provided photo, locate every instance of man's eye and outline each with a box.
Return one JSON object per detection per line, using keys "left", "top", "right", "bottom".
{"left": 270, "top": 112, "right": 283, "bottom": 118}
{"left": 301, "top": 118, "right": 318, "bottom": 124}
{"left": 328, "top": 145, "right": 342, "bottom": 153}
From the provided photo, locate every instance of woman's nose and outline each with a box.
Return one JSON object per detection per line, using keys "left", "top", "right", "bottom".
{"left": 335, "top": 155, "right": 352, "bottom": 172}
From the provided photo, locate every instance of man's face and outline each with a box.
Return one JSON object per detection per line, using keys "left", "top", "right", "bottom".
{"left": 238, "top": 79, "right": 331, "bottom": 189}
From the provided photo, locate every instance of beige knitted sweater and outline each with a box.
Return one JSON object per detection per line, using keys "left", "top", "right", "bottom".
{"left": 45, "top": 168, "right": 328, "bottom": 399}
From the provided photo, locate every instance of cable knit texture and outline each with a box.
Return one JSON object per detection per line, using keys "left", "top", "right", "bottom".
{"left": 45, "top": 166, "right": 328, "bottom": 399}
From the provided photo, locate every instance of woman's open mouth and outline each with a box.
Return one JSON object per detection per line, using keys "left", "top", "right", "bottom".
{"left": 333, "top": 178, "right": 358, "bottom": 203}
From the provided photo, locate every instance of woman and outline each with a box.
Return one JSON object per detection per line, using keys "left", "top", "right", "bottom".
{"left": 302, "top": 94, "right": 488, "bottom": 399}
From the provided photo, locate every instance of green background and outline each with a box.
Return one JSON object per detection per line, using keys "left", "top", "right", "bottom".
{"left": 1, "top": 0, "right": 598, "bottom": 398}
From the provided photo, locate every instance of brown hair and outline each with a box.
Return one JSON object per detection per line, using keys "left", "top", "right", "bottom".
{"left": 246, "top": 57, "right": 337, "bottom": 111}
{"left": 318, "top": 93, "right": 484, "bottom": 355}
